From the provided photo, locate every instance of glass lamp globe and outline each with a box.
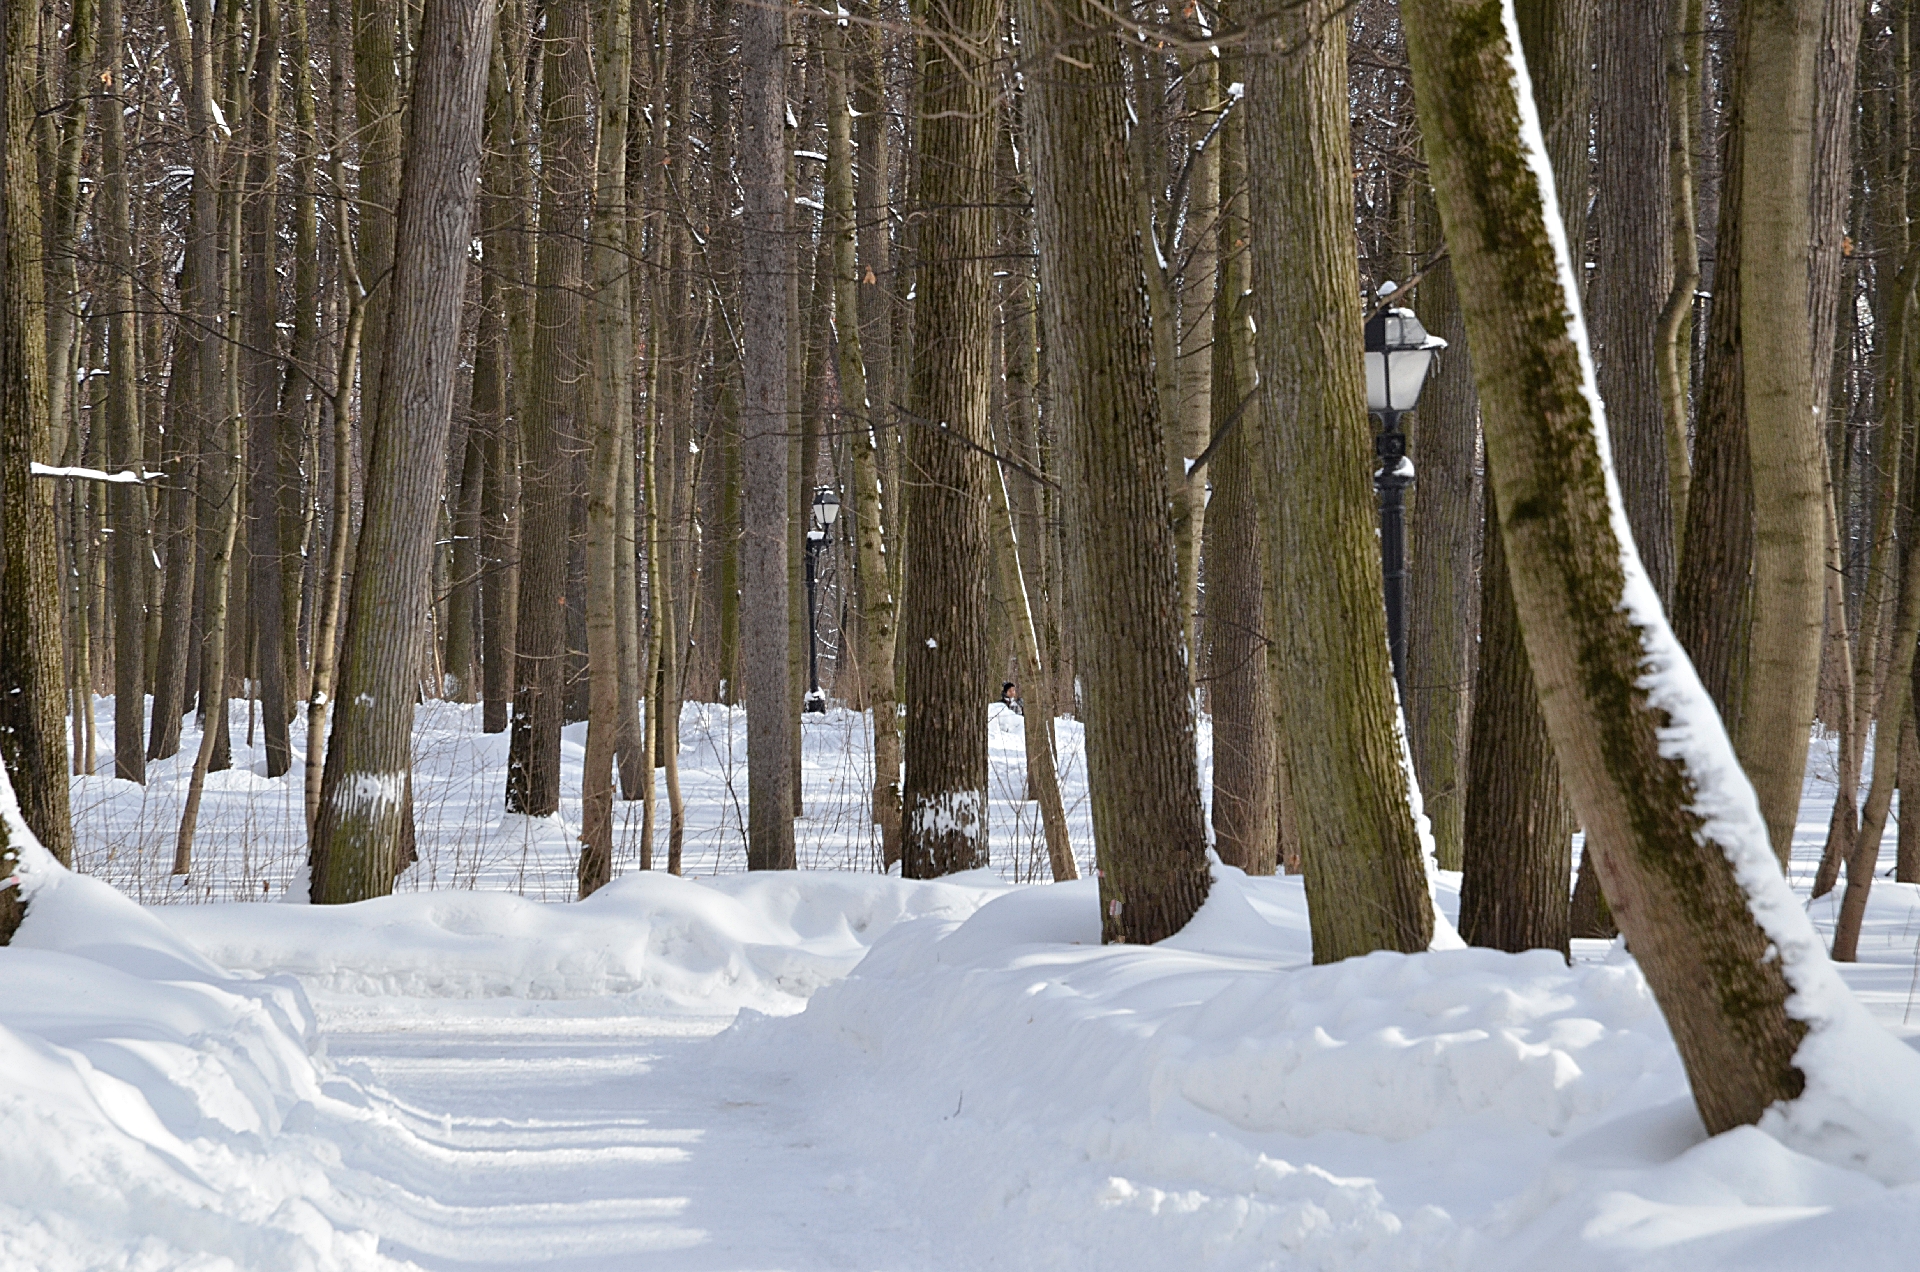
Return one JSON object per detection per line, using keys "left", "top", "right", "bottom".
{"left": 811, "top": 486, "right": 842, "bottom": 530}
{"left": 1364, "top": 306, "right": 1448, "bottom": 414}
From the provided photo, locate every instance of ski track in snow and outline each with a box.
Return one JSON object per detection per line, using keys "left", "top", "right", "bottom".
{"left": 317, "top": 1005, "right": 895, "bottom": 1271}
{"left": 17, "top": 699, "right": 1920, "bottom": 1269}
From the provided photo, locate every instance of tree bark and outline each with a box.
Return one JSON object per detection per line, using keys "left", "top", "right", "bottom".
{"left": 826, "top": 18, "right": 902, "bottom": 865}
{"left": 1020, "top": 0, "right": 1209, "bottom": 940}
{"left": 1738, "top": 0, "right": 1826, "bottom": 869}
{"left": 1403, "top": 0, "right": 1809, "bottom": 1135}
{"left": 310, "top": 0, "right": 495, "bottom": 902}
{"left": 580, "top": 0, "right": 635, "bottom": 896}
{"left": 1404, "top": 177, "right": 1478, "bottom": 871}
{"left": 898, "top": 0, "right": 996, "bottom": 880}
{"left": 739, "top": 0, "right": 796, "bottom": 871}
{"left": 507, "top": 0, "right": 591, "bottom": 817}
{"left": 1590, "top": 0, "right": 1675, "bottom": 603}
{"left": 0, "top": 0, "right": 74, "bottom": 888}
{"left": 100, "top": 0, "right": 151, "bottom": 783}
{"left": 1245, "top": 0, "right": 1433, "bottom": 960}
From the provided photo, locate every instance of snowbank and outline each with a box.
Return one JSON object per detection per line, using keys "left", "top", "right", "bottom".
{"left": 0, "top": 765, "right": 409, "bottom": 1271}
{"left": 159, "top": 869, "right": 1004, "bottom": 1010}
{"left": 733, "top": 864, "right": 1920, "bottom": 1271}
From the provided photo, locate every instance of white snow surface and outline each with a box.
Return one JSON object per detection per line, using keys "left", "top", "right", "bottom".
{"left": 14, "top": 701, "right": 1920, "bottom": 1268}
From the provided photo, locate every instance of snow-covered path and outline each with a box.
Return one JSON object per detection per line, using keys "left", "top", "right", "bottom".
{"left": 321, "top": 1002, "right": 880, "bottom": 1271}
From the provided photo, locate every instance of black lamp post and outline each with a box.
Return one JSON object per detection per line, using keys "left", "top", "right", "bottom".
{"left": 803, "top": 486, "right": 841, "bottom": 713}
{"left": 1363, "top": 289, "right": 1445, "bottom": 694}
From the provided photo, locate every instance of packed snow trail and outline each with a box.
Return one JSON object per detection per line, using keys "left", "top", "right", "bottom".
{"left": 316, "top": 1002, "right": 891, "bottom": 1270}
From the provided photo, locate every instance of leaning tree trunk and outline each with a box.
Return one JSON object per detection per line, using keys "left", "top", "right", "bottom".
{"left": 0, "top": 0, "right": 75, "bottom": 897}
{"left": 737, "top": 0, "right": 796, "bottom": 871}
{"left": 1019, "top": 0, "right": 1209, "bottom": 941}
{"left": 1402, "top": 0, "right": 1812, "bottom": 1136}
{"left": 1244, "top": 0, "right": 1433, "bottom": 960}
{"left": 1465, "top": 0, "right": 1587, "bottom": 947}
{"left": 898, "top": 0, "right": 996, "bottom": 880}
{"left": 309, "top": 0, "right": 496, "bottom": 903}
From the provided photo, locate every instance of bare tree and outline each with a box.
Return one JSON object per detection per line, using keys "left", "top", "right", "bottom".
{"left": 310, "top": 0, "right": 497, "bottom": 902}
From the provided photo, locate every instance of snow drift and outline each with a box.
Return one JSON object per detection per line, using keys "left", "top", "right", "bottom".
{"left": 732, "top": 863, "right": 1920, "bottom": 1271}
{"left": 162, "top": 868, "right": 1002, "bottom": 1009}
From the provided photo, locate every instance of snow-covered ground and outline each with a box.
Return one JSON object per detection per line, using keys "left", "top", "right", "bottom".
{"left": 10, "top": 699, "right": 1920, "bottom": 1269}
{"left": 66, "top": 699, "right": 1098, "bottom": 902}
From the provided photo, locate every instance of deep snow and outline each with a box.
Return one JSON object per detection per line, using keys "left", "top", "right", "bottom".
{"left": 10, "top": 700, "right": 1920, "bottom": 1269}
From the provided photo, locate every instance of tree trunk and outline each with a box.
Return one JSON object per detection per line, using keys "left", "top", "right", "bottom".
{"left": 1206, "top": 76, "right": 1279, "bottom": 879}
{"left": 304, "top": 0, "right": 368, "bottom": 831}
{"left": 1738, "top": 0, "right": 1825, "bottom": 869}
{"left": 898, "top": 0, "right": 996, "bottom": 881}
{"left": 0, "top": 0, "right": 74, "bottom": 888}
{"left": 826, "top": 19, "right": 901, "bottom": 866}
{"left": 1245, "top": 0, "right": 1433, "bottom": 960}
{"left": 1676, "top": 8, "right": 1763, "bottom": 751}
{"left": 738, "top": 0, "right": 796, "bottom": 871}
{"left": 1590, "top": 0, "right": 1675, "bottom": 603}
{"left": 100, "top": 0, "right": 150, "bottom": 784}
{"left": 1403, "top": 0, "right": 1810, "bottom": 1136}
{"left": 579, "top": 0, "right": 634, "bottom": 896}
{"left": 242, "top": 1, "right": 292, "bottom": 778}
{"left": 1404, "top": 177, "right": 1478, "bottom": 871}
{"left": 507, "top": 0, "right": 591, "bottom": 818}
{"left": 310, "top": 0, "right": 495, "bottom": 902}
{"left": 1657, "top": 0, "right": 1703, "bottom": 543}
{"left": 1019, "top": 0, "right": 1208, "bottom": 940}
{"left": 1462, "top": 508, "right": 1573, "bottom": 955}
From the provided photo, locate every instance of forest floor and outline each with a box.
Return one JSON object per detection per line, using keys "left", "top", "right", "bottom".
{"left": 8, "top": 700, "right": 1920, "bottom": 1270}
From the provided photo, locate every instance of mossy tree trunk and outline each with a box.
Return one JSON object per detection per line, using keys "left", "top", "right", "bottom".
{"left": 1245, "top": 0, "right": 1433, "bottom": 961}
{"left": 1403, "top": 0, "right": 1809, "bottom": 1135}
{"left": 1466, "top": 0, "right": 1586, "bottom": 946}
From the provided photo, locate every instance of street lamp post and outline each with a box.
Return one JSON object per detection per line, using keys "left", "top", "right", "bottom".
{"left": 1363, "top": 290, "right": 1445, "bottom": 695}
{"left": 803, "top": 486, "right": 841, "bottom": 713}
